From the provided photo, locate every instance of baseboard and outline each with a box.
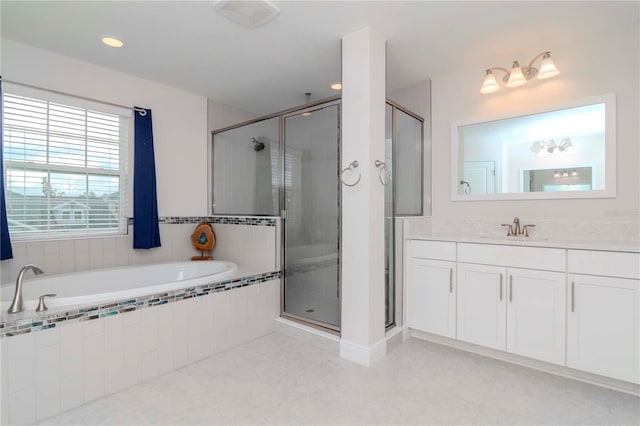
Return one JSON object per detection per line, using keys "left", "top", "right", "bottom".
{"left": 410, "top": 328, "right": 640, "bottom": 396}
{"left": 340, "top": 337, "right": 387, "bottom": 367}
{"left": 385, "top": 325, "right": 406, "bottom": 354}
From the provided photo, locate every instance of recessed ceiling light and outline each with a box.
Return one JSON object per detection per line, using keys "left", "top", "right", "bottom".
{"left": 101, "top": 36, "right": 124, "bottom": 48}
{"left": 330, "top": 83, "right": 342, "bottom": 90}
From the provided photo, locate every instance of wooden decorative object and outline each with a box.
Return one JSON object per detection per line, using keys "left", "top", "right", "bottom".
{"left": 191, "top": 222, "right": 215, "bottom": 261}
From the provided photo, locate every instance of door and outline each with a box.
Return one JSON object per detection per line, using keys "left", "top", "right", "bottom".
{"left": 506, "top": 268, "right": 566, "bottom": 365}
{"left": 282, "top": 102, "right": 341, "bottom": 330}
{"left": 567, "top": 274, "right": 639, "bottom": 383}
{"left": 457, "top": 263, "right": 506, "bottom": 350}
{"left": 407, "top": 258, "right": 456, "bottom": 338}
{"left": 462, "top": 161, "right": 496, "bottom": 194}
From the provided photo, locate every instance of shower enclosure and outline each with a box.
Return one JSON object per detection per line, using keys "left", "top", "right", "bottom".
{"left": 211, "top": 97, "right": 422, "bottom": 332}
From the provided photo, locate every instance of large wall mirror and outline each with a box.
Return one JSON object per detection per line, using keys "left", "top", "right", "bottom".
{"left": 451, "top": 94, "right": 616, "bottom": 201}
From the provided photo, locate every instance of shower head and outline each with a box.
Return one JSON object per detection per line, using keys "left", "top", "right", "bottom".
{"left": 252, "top": 137, "right": 265, "bottom": 152}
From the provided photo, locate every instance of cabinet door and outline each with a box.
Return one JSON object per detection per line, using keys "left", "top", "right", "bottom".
{"left": 407, "top": 258, "right": 456, "bottom": 338}
{"left": 457, "top": 263, "right": 506, "bottom": 350}
{"left": 567, "top": 274, "right": 639, "bottom": 384}
{"left": 506, "top": 268, "right": 566, "bottom": 365}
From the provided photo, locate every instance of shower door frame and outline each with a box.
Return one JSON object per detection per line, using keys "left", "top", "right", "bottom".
{"left": 385, "top": 100, "right": 425, "bottom": 331}
{"left": 279, "top": 99, "right": 342, "bottom": 333}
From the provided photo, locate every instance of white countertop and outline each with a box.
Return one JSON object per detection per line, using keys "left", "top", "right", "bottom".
{"left": 407, "top": 234, "right": 640, "bottom": 253}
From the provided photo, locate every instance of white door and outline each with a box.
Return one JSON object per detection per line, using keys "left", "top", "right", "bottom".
{"left": 506, "top": 268, "right": 566, "bottom": 365}
{"left": 462, "top": 161, "right": 496, "bottom": 194}
{"left": 407, "top": 258, "right": 456, "bottom": 338}
{"left": 567, "top": 274, "right": 639, "bottom": 384}
{"left": 457, "top": 263, "right": 506, "bottom": 350}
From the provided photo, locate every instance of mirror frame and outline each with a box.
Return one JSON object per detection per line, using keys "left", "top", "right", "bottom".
{"left": 450, "top": 93, "right": 616, "bottom": 201}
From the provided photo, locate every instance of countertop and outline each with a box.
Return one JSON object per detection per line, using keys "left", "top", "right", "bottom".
{"left": 407, "top": 234, "right": 640, "bottom": 253}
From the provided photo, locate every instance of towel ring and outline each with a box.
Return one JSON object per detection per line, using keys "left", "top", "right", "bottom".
{"left": 340, "top": 160, "right": 361, "bottom": 187}
{"left": 374, "top": 160, "right": 389, "bottom": 186}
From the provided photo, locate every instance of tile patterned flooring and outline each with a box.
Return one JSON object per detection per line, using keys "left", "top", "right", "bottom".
{"left": 38, "top": 332, "right": 639, "bottom": 425}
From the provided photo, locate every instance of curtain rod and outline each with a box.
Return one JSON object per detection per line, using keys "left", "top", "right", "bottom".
{"left": 1, "top": 78, "right": 147, "bottom": 115}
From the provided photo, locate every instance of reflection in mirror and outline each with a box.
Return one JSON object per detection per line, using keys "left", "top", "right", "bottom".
{"left": 452, "top": 94, "right": 615, "bottom": 200}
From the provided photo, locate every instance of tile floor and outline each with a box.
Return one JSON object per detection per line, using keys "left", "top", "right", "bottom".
{"left": 38, "top": 332, "right": 639, "bottom": 425}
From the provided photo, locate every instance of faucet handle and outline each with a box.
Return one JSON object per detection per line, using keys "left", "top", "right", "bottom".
{"left": 36, "top": 294, "right": 57, "bottom": 313}
{"left": 522, "top": 224, "right": 536, "bottom": 237}
{"left": 501, "top": 224, "right": 514, "bottom": 236}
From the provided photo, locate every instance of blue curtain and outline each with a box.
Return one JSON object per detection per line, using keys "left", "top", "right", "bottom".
{"left": 133, "top": 107, "right": 161, "bottom": 249}
{"left": 0, "top": 78, "right": 13, "bottom": 260}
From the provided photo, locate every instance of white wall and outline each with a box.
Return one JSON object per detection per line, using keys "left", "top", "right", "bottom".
{"left": 2, "top": 39, "right": 208, "bottom": 217}
{"left": 430, "top": 20, "right": 639, "bottom": 220}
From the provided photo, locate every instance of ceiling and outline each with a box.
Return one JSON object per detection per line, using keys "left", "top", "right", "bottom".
{"left": 1, "top": 1, "right": 637, "bottom": 115}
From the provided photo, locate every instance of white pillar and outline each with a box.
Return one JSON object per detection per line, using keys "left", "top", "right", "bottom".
{"left": 340, "top": 27, "right": 387, "bottom": 366}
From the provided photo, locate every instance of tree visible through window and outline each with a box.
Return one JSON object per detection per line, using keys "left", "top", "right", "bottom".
{"left": 2, "top": 92, "right": 129, "bottom": 238}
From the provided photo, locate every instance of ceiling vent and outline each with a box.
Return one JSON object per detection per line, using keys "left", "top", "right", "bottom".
{"left": 212, "top": 1, "right": 280, "bottom": 29}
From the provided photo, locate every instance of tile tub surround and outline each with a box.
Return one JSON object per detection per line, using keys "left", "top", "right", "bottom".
{"left": 1, "top": 216, "right": 279, "bottom": 283}
{"left": 0, "top": 268, "right": 281, "bottom": 337}
{"left": 0, "top": 278, "right": 280, "bottom": 425}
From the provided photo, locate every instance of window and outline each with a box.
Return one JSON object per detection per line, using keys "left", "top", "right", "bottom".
{"left": 2, "top": 89, "right": 129, "bottom": 239}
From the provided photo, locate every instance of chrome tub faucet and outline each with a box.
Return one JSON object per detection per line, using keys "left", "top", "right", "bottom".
{"left": 7, "top": 264, "right": 44, "bottom": 314}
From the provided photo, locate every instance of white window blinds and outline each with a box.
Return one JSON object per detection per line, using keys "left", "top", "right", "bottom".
{"left": 2, "top": 90, "right": 129, "bottom": 239}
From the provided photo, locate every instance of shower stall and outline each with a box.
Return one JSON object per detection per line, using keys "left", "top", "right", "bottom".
{"left": 211, "top": 97, "right": 423, "bottom": 332}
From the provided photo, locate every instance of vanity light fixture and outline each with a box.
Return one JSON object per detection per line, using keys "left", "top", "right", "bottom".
{"left": 480, "top": 51, "right": 559, "bottom": 94}
{"left": 530, "top": 137, "right": 573, "bottom": 155}
{"left": 553, "top": 169, "right": 578, "bottom": 179}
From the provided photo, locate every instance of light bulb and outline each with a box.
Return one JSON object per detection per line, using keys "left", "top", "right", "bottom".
{"left": 571, "top": 169, "right": 578, "bottom": 177}
{"left": 506, "top": 61, "right": 527, "bottom": 87}
{"left": 480, "top": 70, "right": 499, "bottom": 94}
{"left": 537, "top": 52, "right": 560, "bottom": 79}
{"left": 553, "top": 171, "right": 560, "bottom": 178}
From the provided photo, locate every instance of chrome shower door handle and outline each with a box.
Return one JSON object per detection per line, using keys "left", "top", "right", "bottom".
{"left": 374, "top": 160, "right": 389, "bottom": 186}
{"left": 340, "top": 160, "right": 361, "bottom": 187}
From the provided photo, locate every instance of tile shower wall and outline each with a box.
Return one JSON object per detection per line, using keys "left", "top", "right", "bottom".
{"left": 1, "top": 218, "right": 280, "bottom": 283}
{"left": 0, "top": 279, "right": 280, "bottom": 425}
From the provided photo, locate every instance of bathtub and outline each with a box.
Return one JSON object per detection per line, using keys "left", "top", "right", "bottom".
{"left": 1, "top": 260, "right": 238, "bottom": 311}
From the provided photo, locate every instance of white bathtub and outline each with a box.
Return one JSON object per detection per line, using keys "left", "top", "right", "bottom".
{"left": 1, "top": 261, "right": 238, "bottom": 311}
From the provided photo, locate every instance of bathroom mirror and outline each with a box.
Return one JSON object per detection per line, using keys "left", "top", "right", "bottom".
{"left": 451, "top": 94, "right": 616, "bottom": 201}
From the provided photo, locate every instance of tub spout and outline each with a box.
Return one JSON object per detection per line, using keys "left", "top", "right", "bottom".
{"left": 7, "top": 264, "right": 44, "bottom": 314}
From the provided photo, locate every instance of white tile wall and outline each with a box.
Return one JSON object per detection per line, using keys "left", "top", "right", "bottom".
{"left": 60, "top": 323, "right": 83, "bottom": 411}
{"left": 82, "top": 321, "right": 105, "bottom": 403}
{"left": 104, "top": 315, "right": 125, "bottom": 395}
{"left": 35, "top": 328, "right": 60, "bottom": 421}
{"left": 1, "top": 339, "right": 9, "bottom": 425}
{"left": 157, "top": 303, "right": 175, "bottom": 375}
{"left": 2, "top": 221, "right": 278, "bottom": 283}
{"left": 1, "top": 215, "right": 281, "bottom": 425}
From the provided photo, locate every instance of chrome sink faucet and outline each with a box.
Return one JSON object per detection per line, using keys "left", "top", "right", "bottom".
{"left": 501, "top": 217, "right": 536, "bottom": 237}
{"left": 7, "top": 264, "right": 44, "bottom": 314}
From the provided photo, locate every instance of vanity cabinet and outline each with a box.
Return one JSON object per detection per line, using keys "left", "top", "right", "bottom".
{"left": 457, "top": 262, "right": 566, "bottom": 364}
{"left": 406, "top": 241, "right": 456, "bottom": 338}
{"left": 566, "top": 250, "right": 640, "bottom": 384}
{"left": 406, "top": 240, "right": 639, "bottom": 385}
{"left": 456, "top": 244, "right": 566, "bottom": 364}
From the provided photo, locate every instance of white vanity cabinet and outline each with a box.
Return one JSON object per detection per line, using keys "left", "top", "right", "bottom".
{"left": 566, "top": 250, "right": 640, "bottom": 384}
{"left": 457, "top": 244, "right": 567, "bottom": 365}
{"left": 406, "top": 241, "right": 457, "bottom": 338}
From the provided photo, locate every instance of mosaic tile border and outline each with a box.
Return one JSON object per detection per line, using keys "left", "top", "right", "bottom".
{"left": 0, "top": 270, "right": 281, "bottom": 338}
{"left": 127, "top": 216, "right": 277, "bottom": 227}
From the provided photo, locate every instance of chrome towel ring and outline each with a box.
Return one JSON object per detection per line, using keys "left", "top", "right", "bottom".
{"left": 374, "top": 160, "right": 389, "bottom": 186}
{"left": 340, "top": 160, "right": 361, "bottom": 187}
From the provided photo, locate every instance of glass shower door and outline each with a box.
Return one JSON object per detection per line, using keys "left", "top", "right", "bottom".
{"left": 282, "top": 102, "right": 341, "bottom": 330}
